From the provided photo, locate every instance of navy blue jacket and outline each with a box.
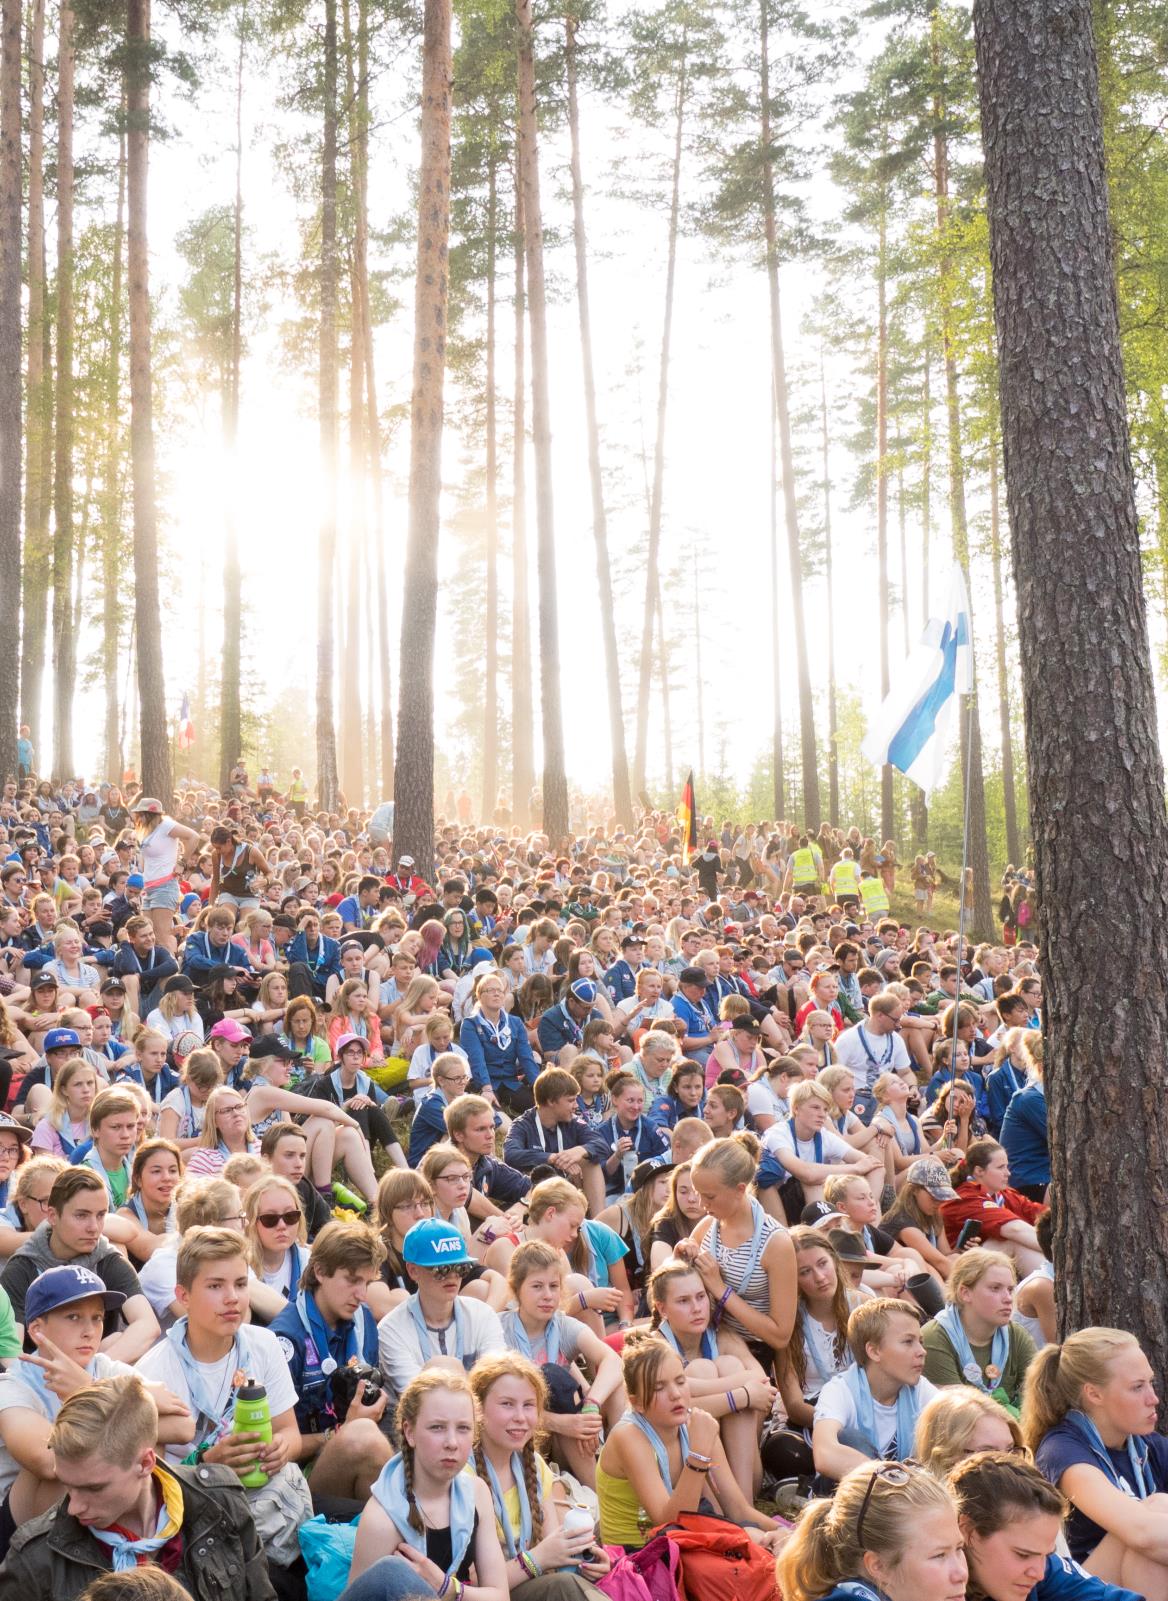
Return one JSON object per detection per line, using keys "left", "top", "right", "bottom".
{"left": 503, "top": 1107, "right": 592, "bottom": 1172}
{"left": 537, "top": 1000, "right": 599, "bottom": 1059}
{"left": 1000, "top": 1081, "right": 1049, "bottom": 1188}
{"left": 605, "top": 959, "right": 641, "bottom": 1004}
{"left": 984, "top": 1056, "right": 1027, "bottom": 1137}
{"left": 269, "top": 1295, "right": 380, "bottom": 1434}
{"left": 585, "top": 1113, "right": 671, "bottom": 1196}
{"left": 286, "top": 931, "right": 342, "bottom": 990}
{"left": 182, "top": 931, "right": 252, "bottom": 982}
{"left": 459, "top": 1010, "right": 537, "bottom": 1095}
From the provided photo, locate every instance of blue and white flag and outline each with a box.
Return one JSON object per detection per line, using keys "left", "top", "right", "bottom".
{"left": 863, "top": 567, "right": 973, "bottom": 796}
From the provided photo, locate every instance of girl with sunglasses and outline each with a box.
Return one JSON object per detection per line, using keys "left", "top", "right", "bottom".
{"left": 244, "top": 1174, "right": 309, "bottom": 1302}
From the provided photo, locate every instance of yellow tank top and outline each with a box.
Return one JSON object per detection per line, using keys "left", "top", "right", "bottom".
{"left": 597, "top": 1462, "right": 649, "bottom": 1549}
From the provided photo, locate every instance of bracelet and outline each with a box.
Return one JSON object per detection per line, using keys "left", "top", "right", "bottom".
{"left": 518, "top": 1551, "right": 543, "bottom": 1580}
{"left": 438, "top": 1580, "right": 451, "bottom": 1598}
{"left": 578, "top": 1291, "right": 590, "bottom": 1311}
{"left": 684, "top": 1456, "right": 712, "bottom": 1475}
{"left": 726, "top": 1389, "right": 737, "bottom": 1414}
{"left": 581, "top": 1401, "right": 600, "bottom": 1415}
{"left": 712, "top": 1286, "right": 732, "bottom": 1326}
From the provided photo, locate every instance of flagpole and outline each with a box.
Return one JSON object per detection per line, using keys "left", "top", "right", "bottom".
{"left": 948, "top": 684, "right": 977, "bottom": 1111}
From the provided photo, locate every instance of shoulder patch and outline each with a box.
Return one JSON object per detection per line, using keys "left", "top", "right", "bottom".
{"left": 275, "top": 1335, "right": 297, "bottom": 1364}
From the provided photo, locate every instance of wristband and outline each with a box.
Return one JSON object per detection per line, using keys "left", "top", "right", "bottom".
{"left": 438, "top": 1580, "right": 451, "bottom": 1598}
{"left": 578, "top": 1291, "right": 590, "bottom": 1311}
{"left": 519, "top": 1551, "right": 542, "bottom": 1579}
{"left": 726, "top": 1390, "right": 737, "bottom": 1414}
{"left": 684, "top": 1456, "right": 712, "bottom": 1475}
{"left": 712, "top": 1285, "right": 732, "bottom": 1325}
{"left": 581, "top": 1401, "right": 600, "bottom": 1415}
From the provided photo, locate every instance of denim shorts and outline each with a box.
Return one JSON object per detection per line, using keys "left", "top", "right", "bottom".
{"left": 144, "top": 877, "right": 180, "bottom": 910}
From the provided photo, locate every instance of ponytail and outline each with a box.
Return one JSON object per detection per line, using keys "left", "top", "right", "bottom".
{"left": 775, "top": 1498, "right": 837, "bottom": 1601}
{"left": 1020, "top": 1328, "right": 1139, "bottom": 1452}
{"left": 951, "top": 1138, "right": 1001, "bottom": 1189}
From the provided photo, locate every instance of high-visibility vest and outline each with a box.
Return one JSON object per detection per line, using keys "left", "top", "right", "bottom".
{"left": 831, "top": 859, "right": 860, "bottom": 895}
{"left": 860, "top": 876, "right": 890, "bottom": 916}
{"left": 790, "top": 847, "right": 818, "bottom": 884}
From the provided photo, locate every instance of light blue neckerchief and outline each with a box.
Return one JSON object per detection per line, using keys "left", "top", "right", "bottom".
{"left": 658, "top": 1320, "right": 718, "bottom": 1365}
{"left": 406, "top": 1292, "right": 468, "bottom": 1366}
{"left": 15, "top": 1354, "right": 101, "bottom": 1420}
{"left": 82, "top": 1146, "right": 133, "bottom": 1201}
{"left": 89, "top": 1496, "right": 174, "bottom": 1570}
{"left": 935, "top": 1303, "right": 1009, "bottom": 1392}
{"left": 502, "top": 1307, "right": 562, "bottom": 1366}
{"left": 370, "top": 1455, "right": 477, "bottom": 1576}
{"left": 482, "top": 1451, "right": 535, "bottom": 1557}
{"left": 707, "top": 1197, "right": 767, "bottom": 1299}
{"left": 841, "top": 1364, "right": 921, "bottom": 1459}
{"left": 164, "top": 1317, "right": 243, "bottom": 1444}
{"left": 1063, "top": 1408, "right": 1155, "bottom": 1499}
{"left": 331, "top": 1067, "right": 372, "bottom": 1100}
{"left": 799, "top": 1304, "right": 852, "bottom": 1390}
{"left": 623, "top": 1410, "right": 689, "bottom": 1491}
{"left": 129, "top": 1193, "right": 176, "bottom": 1234}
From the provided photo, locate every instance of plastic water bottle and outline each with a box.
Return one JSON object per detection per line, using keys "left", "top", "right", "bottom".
{"left": 331, "top": 1180, "right": 368, "bottom": 1214}
{"left": 233, "top": 1378, "right": 272, "bottom": 1488}
{"left": 561, "top": 1505, "right": 596, "bottom": 1568}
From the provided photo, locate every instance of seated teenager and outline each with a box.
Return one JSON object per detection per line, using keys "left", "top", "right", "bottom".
{"left": 880, "top": 1156, "right": 961, "bottom": 1282}
{"left": 108, "top": 1137, "right": 182, "bottom": 1264}
{"left": 71, "top": 1087, "right": 139, "bottom": 1209}
{"left": 367, "top": 1169, "right": 435, "bottom": 1320}
{"left": 922, "top": 1247, "right": 1035, "bottom": 1412}
{"left": 0, "top": 1264, "right": 193, "bottom": 1542}
{"left": 595, "top": 1158, "right": 673, "bottom": 1311}
{"left": 269, "top": 1220, "right": 394, "bottom": 1506}
{"left": 1027, "top": 1326, "right": 1168, "bottom": 1596}
{"left": 647, "top": 1258, "right": 774, "bottom": 1498}
{"left": 941, "top": 1139, "right": 1045, "bottom": 1276}
{"left": 469, "top": 1352, "right": 611, "bottom": 1599}
{"left": 259, "top": 1120, "right": 333, "bottom": 1240}
{"left": 409, "top": 1051, "right": 478, "bottom": 1166}
{"left": 646, "top": 1160, "right": 705, "bottom": 1271}
{"left": 242, "top": 1174, "right": 309, "bottom": 1304}
{"left": 0, "top": 1374, "right": 273, "bottom": 1601}
{"left": 245, "top": 1033, "right": 378, "bottom": 1207}
{"left": 305, "top": 1030, "right": 407, "bottom": 1171}
{"left": 503, "top": 1068, "right": 603, "bottom": 1214}
{"left": 182, "top": 1085, "right": 259, "bottom": 1178}
{"left": 951, "top": 1450, "right": 1143, "bottom": 1601}
{"left": 584, "top": 1070, "right": 671, "bottom": 1201}
{"left": 134, "top": 1224, "right": 312, "bottom": 1570}
{"left": 500, "top": 1240, "right": 625, "bottom": 1488}
{"left": 156, "top": 1047, "right": 223, "bottom": 1155}
{"left": 0, "top": 1156, "right": 65, "bottom": 1262}
{"left": 757, "top": 1079, "right": 885, "bottom": 1220}
{"left": 460, "top": 970, "right": 540, "bottom": 1114}
{"left": 136, "top": 1176, "right": 284, "bottom": 1330}
{"left": 776, "top": 1458, "right": 966, "bottom": 1601}
{"left": 108, "top": 1026, "right": 178, "bottom": 1124}
{"left": 812, "top": 1298, "right": 939, "bottom": 1482}
{"left": 444, "top": 1094, "right": 531, "bottom": 1230}
{"left": 595, "top": 1330, "right": 784, "bottom": 1551}
{"left": 376, "top": 1217, "right": 506, "bottom": 1407}
{"left": 916, "top": 1387, "right": 1025, "bottom": 1479}
{"left": 821, "top": 1172, "right": 918, "bottom": 1295}
{"left": 0, "top": 1167, "right": 159, "bottom": 1361}
{"left": 28, "top": 1056, "right": 97, "bottom": 1161}
{"left": 483, "top": 1177, "right": 633, "bottom": 1332}
{"left": 346, "top": 1369, "right": 508, "bottom": 1601}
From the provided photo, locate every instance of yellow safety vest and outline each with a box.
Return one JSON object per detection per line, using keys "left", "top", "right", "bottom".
{"left": 831, "top": 859, "right": 860, "bottom": 895}
{"left": 790, "top": 847, "right": 818, "bottom": 884}
{"left": 860, "top": 876, "right": 890, "bottom": 915}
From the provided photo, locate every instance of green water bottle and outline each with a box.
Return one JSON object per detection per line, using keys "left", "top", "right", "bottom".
{"left": 331, "top": 1180, "right": 368, "bottom": 1214}
{"left": 233, "top": 1378, "right": 272, "bottom": 1488}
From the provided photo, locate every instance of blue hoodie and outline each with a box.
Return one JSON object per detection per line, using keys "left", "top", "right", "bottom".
{"left": 814, "top": 1561, "right": 1137, "bottom": 1601}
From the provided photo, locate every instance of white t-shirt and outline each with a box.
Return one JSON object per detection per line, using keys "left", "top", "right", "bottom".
{"left": 0, "top": 1354, "right": 132, "bottom": 1497}
{"left": 814, "top": 1372, "right": 939, "bottom": 1458}
{"left": 160, "top": 1086, "right": 205, "bottom": 1141}
{"left": 747, "top": 1080, "right": 789, "bottom": 1122}
{"left": 140, "top": 817, "right": 180, "bottom": 885}
{"left": 135, "top": 1323, "right": 298, "bottom": 1462}
{"left": 763, "top": 1119, "right": 853, "bottom": 1167}
{"left": 618, "top": 995, "right": 675, "bottom": 1024}
{"left": 146, "top": 1009, "right": 205, "bottom": 1044}
{"left": 834, "top": 1024, "right": 912, "bottom": 1091}
{"left": 378, "top": 1295, "right": 505, "bottom": 1401}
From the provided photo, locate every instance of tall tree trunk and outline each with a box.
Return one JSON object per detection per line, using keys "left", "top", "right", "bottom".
{"left": 510, "top": 168, "right": 533, "bottom": 829}
{"left": 693, "top": 551, "right": 705, "bottom": 777}
{"left": 633, "top": 41, "right": 686, "bottom": 799}
{"left": 101, "top": 125, "right": 126, "bottom": 780}
{"left": 565, "top": 8, "right": 632, "bottom": 826}
{"left": 973, "top": 0, "right": 1168, "bottom": 1362}
{"left": 220, "top": 13, "right": 244, "bottom": 794}
{"left": 392, "top": 0, "right": 451, "bottom": 871}
{"left": 481, "top": 151, "right": 499, "bottom": 825}
{"left": 126, "top": 0, "right": 171, "bottom": 802}
{"left": 911, "top": 341, "right": 933, "bottom": 850}
{"left": 341, "top": 244, "right": 366, "bottom": 805}
{"left": 654, "top": 578, "right": 673, "bottom": 793}
{"left": 515, "top": 0, "right": 568, "bottom": 843}
{"left": 821, "top": 352, "right": 839, "bottom": 827}
{"left": 52, "top": 0, "right": 76, "bottom": 781}
{"left": 761, "top": 0, "right": 819, "bottom": 827}
{"left": 875, "top": 193, "right": 893, "bottom": 843}
{"left": 315, "top": 0, "right": 341, "bottom": 812}
{"left": 20, "top": 0, "right": 48, "bottom": 750}
{"left": 932, "top": 0, "right": 992, "bottom": 935}
{"left": 0, "top": 0, "right": 18, "bottom": 777}
{"left": 770, "top": 376, "right": 784, "bottom": 816}
{"left": 989, "top": 436, "right": 1021, "bottom": 862}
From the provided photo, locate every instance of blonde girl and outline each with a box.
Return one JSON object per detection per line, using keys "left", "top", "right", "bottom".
{"left": 502, "top": 1241, "right": 625, "bottom": 1487}
{"left": 349, "top": 1370, "right": 508, "bottom": 1601}
{"left": 30, "top": 1057, "right": 98, "bottom": 1159}
{"left": 183, "top": 1084, "right": 258, "bottom": 1176}
{"left": 327, "top": 978, "right": 385, "bottom": 1063}
{"left": 408, "top": 1010, "right": 468, "bottom": 1103}
{"left": 483, "top": 1177, "right": 631, "bottom": 1333}
{"left": 916, "top": 1386, "right": 1025, "bottom": 1479}
{"left": 799, "top": 1009, "right": 839, "bottom": 1072}
{"left": 243, "top": 909, "right": 277, "bottom": 974}
{"left": 391, "top": 974, "right": 441, "bottom": 1059}
{"left": 146, "top": 976, "right": 204, "bottom": 1045}
{"left": 243, "top": 1173, "right": 309, "bottom": 1298}
{"left": 158, "top": 1048, "right": 223, "bottom": 1152}
{"left": 251, "top": 970, "right": 290, "bottom": 1035}
{"left": 569, "top": 1053, "right": 609, "bottom": 1129}
{"left": 470, "top": 1352, "right": 610, "bottom": 1595}
{"left": 817, "top": 1064, "right": 883, "bottom": 1154}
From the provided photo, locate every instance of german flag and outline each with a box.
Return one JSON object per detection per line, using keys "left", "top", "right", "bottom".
{"left": 678, "top": 770, "right": 698, "bottom": 865}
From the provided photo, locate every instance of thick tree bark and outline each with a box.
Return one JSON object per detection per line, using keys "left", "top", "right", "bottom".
{"left": 988, "top": 437, "right": 1021, "bottom": 864}
{"left": 126, "top": 0, "right": 171, "bottom": 803}
{"left": 510, "top": 170, "right": 533, "bottom": 829}
{"left": 219, "top": 18, "right": 244, "bottom": 795}
{"left": 0, "top": 0, "right": 18, "bottom": 777}
{"left": 761, "top": 0, "right": 818, "bottom": 828}
{"left": 515, "top": 0, "right": 568, "bottom": 843}
{"left": 633, "top": 43, "right": 685, "bottom": 800}
{"left": 101, "top": 125, "right": 126, "bottom": 780}
{"left": 974, "top": 0, "right": 1168, "bottom": 1358}
{"left": 821, "top": 355, "right": 838, "bottom": 829}
{"left": 565, "top": 9, "right": 632, "bottom": 827}
{"left": 482, "top": 151, "right": 499, "bottom": 825}
{"left": 316, "top": 0, "right": 341, "bottom": 813}
{"left": 20, "top": 0, "right": 48, "bottom": 752}
{"left": 392, "top": 0, "right": 451, "bottom": 871}
{"left": 52, "top": 0, "right": 76, "bottom": 781}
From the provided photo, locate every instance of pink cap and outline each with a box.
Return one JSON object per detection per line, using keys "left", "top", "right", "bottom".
{"left": 209, "top": 1017, "right": 251, "bottom": 1044}
{"left": 333, "top": 1031, "right": 371, "bottom": 1058}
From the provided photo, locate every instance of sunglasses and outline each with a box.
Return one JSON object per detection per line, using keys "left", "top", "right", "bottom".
{"left": 257, "top": 1209, "right": 301, "bottom": 1229}
{"left": 856, "top": 1461, "right": 915, "bottom": 1549}
{"left": 426, "top": 1262, "right": 470, "bottom": 1282}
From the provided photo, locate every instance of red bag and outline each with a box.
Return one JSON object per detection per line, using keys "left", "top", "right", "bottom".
{"left": 651, "top": 1512, "right": 783, "bottom": 1601}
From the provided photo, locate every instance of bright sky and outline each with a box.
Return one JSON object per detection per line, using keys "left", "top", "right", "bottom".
{"left": 55, "top": 9, "right": 1007, "bottom": 807}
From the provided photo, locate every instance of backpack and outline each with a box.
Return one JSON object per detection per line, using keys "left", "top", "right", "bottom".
{"left": 597, "top": 1533, "right": 683, "bottom": 1601}
{"left": 651, "top": 1512, "right": 784, "bottom": 1601}
{"left": 1017, "top": 897, "right": 1033, "bottom": 928}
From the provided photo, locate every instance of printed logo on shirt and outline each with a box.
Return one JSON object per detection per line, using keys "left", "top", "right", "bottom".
{"left": 276, "top": 1336, "right": 297, "bottom": 1364}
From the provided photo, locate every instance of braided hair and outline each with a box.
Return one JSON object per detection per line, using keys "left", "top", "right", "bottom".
{"left": 468, "top": 1353, "right": 549, "bottom": 1543}
{"left": 394, "top": 1369, "right": 477, "bottom": 1535}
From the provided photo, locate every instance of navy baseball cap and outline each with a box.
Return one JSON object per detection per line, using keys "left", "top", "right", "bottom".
{"left": 402, "top": 1218, "right": 473, "bottom": 1268}
{"left": 42, "top": 1028, "right": 82, "bottom": 1053}
{"left": 569, "top": 979, "right": 598, "bottom": 1005}
{"left": 25, "top": 1265, "right": 125, "bottom": 1324}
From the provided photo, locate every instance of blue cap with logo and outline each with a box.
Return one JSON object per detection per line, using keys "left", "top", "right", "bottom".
{"left": 402, "top": 1217, "right": 473, "bottom": 1268}
{"left": 42, "top": 1028, "right": 82, "bottom": 1053}
{"left": 25, "top": 1264, "right": 126, "bottom": 1324}
{"left": 569, "top": 979, "right": 598, "bottom": 1005}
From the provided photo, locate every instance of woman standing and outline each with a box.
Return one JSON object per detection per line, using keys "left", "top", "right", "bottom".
{"left": 130, "top": 797, "right": 199, "bottom": 952}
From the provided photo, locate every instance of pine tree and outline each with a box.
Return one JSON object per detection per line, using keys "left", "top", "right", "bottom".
{"left": 19, "top": 0, "right": 50, "bottom": 755}
{"left": 0, "top": 0, "right": 18, "bottom": 777}
{"left": 52, "top": 0, "right": 77, "bottom": 780}
{"left": 316, "top": 0, "right": 340, "bottom": 812}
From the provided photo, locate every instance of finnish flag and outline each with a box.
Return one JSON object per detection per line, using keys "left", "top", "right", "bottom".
{"left": 862, "top": 567, "right": 974, "bottom": 796}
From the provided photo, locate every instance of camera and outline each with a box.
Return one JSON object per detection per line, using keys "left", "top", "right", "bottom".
{"left": 331, "top": 1360, "right": 383, "bottom": 1414}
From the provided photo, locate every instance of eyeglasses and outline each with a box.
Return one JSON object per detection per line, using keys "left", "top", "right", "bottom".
{"left": 220, "top": 1212, "right": 246, "bottom": 1226}
{"left": 26, "top": 1193, "right": 52, "bottom": 1208}
{"left": 856, "top": 1462, "right": 915, "bottom": 1549}
{"left": 0, "top": 1144, "right": 20, "bottom": 1160}
{"left": 257, "top": 1209, "right": 301, "bottom": 1229}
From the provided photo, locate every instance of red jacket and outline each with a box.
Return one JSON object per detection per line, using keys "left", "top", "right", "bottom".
{"left": 940, "top": 1180, "right": 1044, "bottom": 1246}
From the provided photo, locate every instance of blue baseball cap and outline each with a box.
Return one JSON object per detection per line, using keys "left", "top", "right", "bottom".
{"left": 569, "top": 979, "right": 598, "bottom": 1005}
{"left": 127, "top": 874, "right": 145, "bottom": 890}
{"left": 25, "top": 1264, "right": 125, "bottom": 1324}
{"left": 42, "top": 1027, "right": 81, "bottom": 1053}
{"left": 402, "top": 1217, "right": 473, "bottom": 1268}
